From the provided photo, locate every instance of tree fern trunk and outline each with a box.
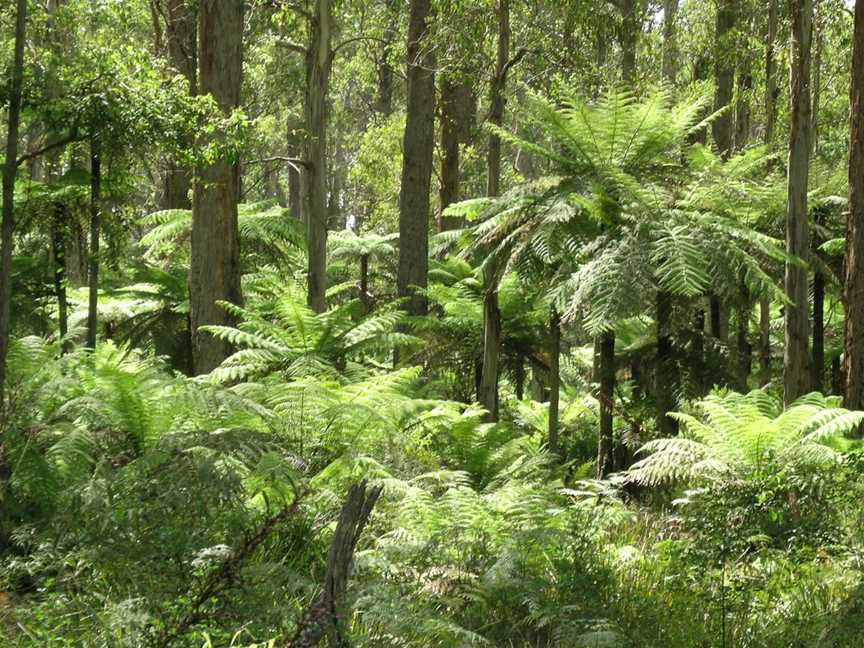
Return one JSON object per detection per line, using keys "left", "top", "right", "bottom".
{"left": 784, "top": 0, "right": 813, "bottom": 405}
{"left": 597, "top": 330, "right": 615, "bottom": 478}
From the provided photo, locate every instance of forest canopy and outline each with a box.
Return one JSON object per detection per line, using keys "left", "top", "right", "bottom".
{"left": 2, "top": 0, "right": 864, "bottom": 646}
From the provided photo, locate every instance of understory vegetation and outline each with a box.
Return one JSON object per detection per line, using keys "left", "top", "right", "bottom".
{"left": 2, "top": 0, "right": 864, "bottom": 646}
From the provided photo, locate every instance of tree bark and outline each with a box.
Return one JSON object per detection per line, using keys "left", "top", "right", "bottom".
{"left": 163, "top": 0, "right": 197, "bottom": 210}
{"left": 359, "top": 253, "right": 370, "bottom": 313}
{"left": 597, "top": 331, "right": 616, "bottom": 478}
{"left": 478, "top": 268, "right": 501, "bottom": 422}
{"left": 656, "top": 291, "right": 677, "bottom": 434}
{"left": 86, "top": 136, "right": 101, "bottom": 350}
{"left": 736, "top": 286, "right": 752, "bottom": 391}
{"left": 397, "top": 0, "right": 435, "bottom": 317}
{"left": 692, "top": 308, "right": 706, "bottom": 395}
{"left": 190, "top": 0, "right": 244, "bottom": 374}
{"left": 765, "top": 0, "right": 779, "bottom": 146}
{"left": 438, "top": 77, "right": 464, "bottom": 231}
{"left": 376, "top": 0, "right": 398, "bottom": 116}
{"left": 51, "top": 203, "right": 68, "bottom": 346}
{"left": 487, "top": 0, "right": 510, "bottom": 198}
{"left": 784, "top": 0, "right": 813, "bottom": 405}
{"left": 845, "top": 0, "right": 864, "bottom": 410}
{"left": 0, "top": 0, "right": 27, "bottom": 402}
{"left": 713, "top": 0, "right": 736, "bottom": 159}
{"left": 619, "top": 0, "right": 638, "bottom": 83}
{"left": 759, "top": 296, "right": 772, "bottom": 385}
{"left": 304, "top": 0, "right": 333, "bottom": 313}
{"left": 548, "top": 308, "right": 561, "bottom": 457}
{"left": 661, "top": 0, "right": 679, "bottom": 84}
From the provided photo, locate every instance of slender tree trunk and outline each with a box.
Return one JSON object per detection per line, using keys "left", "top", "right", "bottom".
{"left": 710, "top": 296, "right": 729, "bottom": 343}
{"left": 810, "top": 20, "right": 823, "bottom": 156}
{"left": 486, "top": 0, "right": 510, "bottom": 198}
{"left": 656, "top": 291, "right": 677, "bottom": 434}
{"left": 548, "top": 308, "right": 561, "bottom": 457}
{"left": 0, "top": 0, "right": 26, "bottom": 402}
{"left": 662, "top": 0, "right": 679, "bottom": 84}
{"left": 86, "top": 136, "right": 101, "bottom": 350}
{"left": 163, "top": 0, "right": 197, "bottom": 210}
{"left": 376, "top": 0, "right": 397, "bottom": 116}
{"left": 692, "top": 308, "right": 706, "bottom": 394}
{"left": 51, "top": 203, "right": 68, "bottom": 345}
{"left": 359, "top": 253, "right": 370, "bottom": 313}
{"left": 713, "top": 0, "right": 736, "bottom": 159}
{"left": 397, "top": 0, "right": 435, "bottom": 317}
{"left": 304, "top": 0, "right": 333, "bottom": 313}
{"left": 478, "top": 269, "right": 501, "bottom": 421}
{"left": 438, "top": 77, "right": 462, "bottom": 231}
{"left": 760, "top": 296, "right": 772, "bottom": 385}
{"left": 812, "top": 259, "right": 825, "bottom": 392}
{"left": 735, "top": 72, "right": 753, "bottom": 150}
{"left": 288, "top": 129, "right": 302, "bottom": 220}
{"left": 597, "top": 331, "right": 616, "bottom": 478}
{"left": 785, "top": 0, "right": 813, "bottom": 405}
{"left": 844, "top": 0, "right": 864, "bottom": 410}
{"left": 514, "top": 355, "right": 525, "bottom": 401}
{"left": 737, "top": 286, "right": 752, "bottom": 391}
{"left": 765, "top": 0, "right": 779, "bottom": 146}
{"left": 190, "top": 0, "right": 244, "bottom": 374}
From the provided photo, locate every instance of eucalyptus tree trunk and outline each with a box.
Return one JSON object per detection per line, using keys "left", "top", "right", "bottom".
{"left": 656, "top": 291, "right": 677, "bottom": 435}
{"left": 163, "top": 0, "right": 197, "bottom": 210}
{"left": 661, "top": 0, "right": 678, "bottom": 84}
{"left": 288, "top": 128, "right": 302, "bottom": 220}
{"left": 597, "top": 331, "right": 616, "bottom": 478}
{"left": 190, "top": 0, "right": 244, "bottom": 374}
{"left": 619, "top": 0, "right": 638, "bottom": 83}
{"left": 304, "top": 0, "right": 333, "bottom": 313}
{"left": 397, "top": 0, "right": 435, "bottom": 317}
{"left": 845, "top": 0, "right": 864, "bottom": 410}
{"left": 0, "top": 0, "right": 27, "bottom": 402}
{"left": 548, "top": 308, "right": 561, "bottom": 457}
{"left": 759, "top": 0, "right": 779, "bottom": 386}
{"left": 439, "top": 77, "right": 472, "bottom": 231}
{"left": 86, "top": 136, "right": 101, "bottom": 350}
{"left": 376, "top": 0, "right": 398, "bottom": 116}
{"left": 478, "top": 0, "right": 511, "bottom": 421}
{"left": 784, "top": 0, "right": 813, "bottom": 405}
{"left": 713, "top": 0, "right": 735, "bottom": 158}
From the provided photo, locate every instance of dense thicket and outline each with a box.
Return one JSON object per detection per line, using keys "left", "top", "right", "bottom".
{"left": 1, "top": 1, "right": 864, "bottom": 646}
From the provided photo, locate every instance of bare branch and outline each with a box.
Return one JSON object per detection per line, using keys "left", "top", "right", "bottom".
{"left": 16, "top": 129, "right": 81, "bottom": 168}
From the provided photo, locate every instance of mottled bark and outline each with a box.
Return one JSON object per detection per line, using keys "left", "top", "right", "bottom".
{"left": 86, "top": 136, "right": 101, "bottom": 350}
{"left": 397, "top": 0, "right": 435, "bottom": 316}
{"left": 190, "top": 0, "right": 244, "bottom": 374}
{"left": 845, "top": 0, "right": 864, "bottom": 410}
{"left": 0, "top": 0, "right": 27, "bottom": 401}
{"left": 304, "top": 0, "right": 333, "bottom": 313}
{"left": 784, "top": 0, "right": 813, "bottom": 405}
{"left": 597, "top": 331, "right": 616, "bottom": 478}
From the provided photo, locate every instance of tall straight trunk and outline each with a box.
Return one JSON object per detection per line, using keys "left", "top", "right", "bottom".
{"left": 810, "top": 21, "right": 823, "bottom": 156}
{"left": 812, "top": 258, "right": 825, "bottom": 392}
{"left": 765, "top": 0, "right": 779, "bottom": 146}
{"left": 735, "top": 72, "right": 753, "bottom": 150}
{"left": 51, "top": 203, "right": 68, "bottom": 345}
{"left": 376, "top": 0, "right": 397, "bottom": 116}
{"left": 784, "top": 0, "right": 813, "bottom": 405}
{"left": 86, "top": 136, "right": 101, "bottom": 350}
{"left": 397, "top": 0, "right": 435, "bottom": 317}
{"left": 0, "top": 0, "right": 26, "bottom": 402}
{"left": 620, "top": 0, "right": 638, "bottom": 82}
{"left": 288, "top": 129, "right": 302, "bottom": 220}
{"left": 548, "top": 308, "right": 561, "bottom": 457}
{"left": 760, "top": 296, "right": 772, "bottom": 385}
{"left": 479, "top": 0, "right": 512, "bottom": 418}
{"left": 692, "top": 308, "right": 706, "bottom": 395}
{"left": 359, "top": 254, "right": 370, "bottom": 312}
{"left": 656, "top": 291, "right": 677, "bottom": 434}
{"left": 737, "top": 287, "right": 752, "bottom": 391}
{"left": 713, "top": 0, "right": 736, "bottom": 159}
{"left": 759, "top": 0, "right": 779, "bottom": 388}
{"left": 304, "top": 0, "right": 333, "bottom": 313}
{"left": 438, "top": 77, "right": 462, "bottom": 231}
{"left": 844, "top": 0, "right": 864, "bottom": 410}
{"left": 486, "top": 0, "right": 510, "bottom": 198}
{"left": 662, "top": 0, "right": 679, "bottom": 84}
{"left": 190, "top": 0, "right": 244, "bottom": 374}
{"left": 597, "top": 331, "right": 616, "bottom": 478}
{"left": 514, "top": 355, "right": 525, "bottom": 400}
{"left": 163, "top": 0, "right": 197, "bottom": 210}
{"left": 710, "top": 295, "right": 729, "bottom": 343}
{"left": 478, "top": 271, "right": 501, "bottom": 421}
